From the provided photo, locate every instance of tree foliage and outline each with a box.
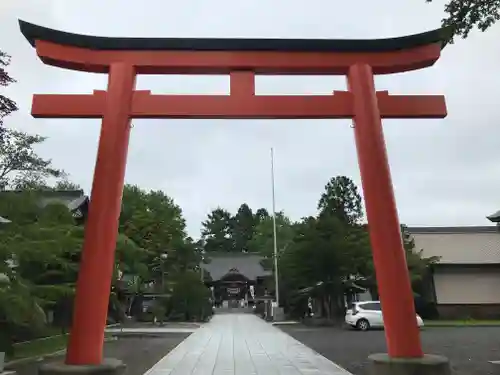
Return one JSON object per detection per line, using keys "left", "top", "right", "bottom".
{"left": 0, "top": 126, "right": 213, "bottom": 353}
{"left": 234, "top": 175, "right": 437, "bottom": 320}
{"left": 0, "top": 129, "right": 65, "bottom": 190}
{"left": 426, "top": 0, "right": 500, "bottom": 43}
{"left": 276, "top": 177, "right": 371, "bottom": 319}
{"left": 318, "top": 176, "right": 363, "bottom": 225}
{"left": 0, "top": 192, "right": 80, "bottom": 354}
{"left": 231, "top": 203, "right": 256, "bottom": 253}
{"left": 201, "top": 207, "right": 234, "bottom": 252}
{"left": 248, "top": 211, "right": 294, "bottom": 263}
{"left": 0, "top": 51, "right": 17, "bottom": 132}
{"left": 119, "top": 184, "right": 196, "bottom": 288}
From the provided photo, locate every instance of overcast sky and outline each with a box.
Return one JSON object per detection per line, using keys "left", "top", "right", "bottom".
{"left": 1, "top": 0, "right": 500, "bottom": 237}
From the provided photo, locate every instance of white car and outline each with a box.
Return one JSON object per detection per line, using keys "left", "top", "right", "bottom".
{"left": 345, "top": 301, "right": 424, "bottom": 331}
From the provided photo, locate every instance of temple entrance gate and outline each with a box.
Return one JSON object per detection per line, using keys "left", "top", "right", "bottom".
{"left": 19, "top": 19, "right": 451, "bottom": 367}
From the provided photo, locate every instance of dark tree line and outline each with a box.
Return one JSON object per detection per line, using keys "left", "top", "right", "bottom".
{"left": 201, "top": 176, "right": 439, "bottom": 320}
{"left": 200, "top": 204, "right": 270, "bottom": 253}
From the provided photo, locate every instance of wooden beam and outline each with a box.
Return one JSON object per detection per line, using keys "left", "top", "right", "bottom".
{"left": 31, "top": 91, "right": 446, "bottom": 119}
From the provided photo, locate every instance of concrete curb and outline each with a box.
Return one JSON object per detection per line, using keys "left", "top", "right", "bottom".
{"left": 271, "top": 321, "right": 300, "bottom": 326}
{"left": 5, "top": 337, "right": 118, "bottom": 368}
{"left": 115, "top": 322, "right": 202, "bottom": 329}
{"left": 423, "top": 323, "right": 500, "bottom": 328}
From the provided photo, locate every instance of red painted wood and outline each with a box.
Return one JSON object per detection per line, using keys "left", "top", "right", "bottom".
{"left": 35, "top": 39, "right": 442, "bottom": 75}
{"left": 65, "top": 63, "right": 136, "bottom": 365}
{"left": 230, "top": 71, "right": 255, "bottom": 96}
{"left": 25, "top": 31, "right": 450, "bottom": 364}
{"left": 348, "top": 63, "right": 423, "bottom": 358}
{"left": 32, "top": 91, "right": 446, "bottom": 119}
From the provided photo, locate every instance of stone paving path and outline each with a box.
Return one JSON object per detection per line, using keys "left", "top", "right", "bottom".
{"left": 144, "top": 314, "right": 351, "bottom": 375}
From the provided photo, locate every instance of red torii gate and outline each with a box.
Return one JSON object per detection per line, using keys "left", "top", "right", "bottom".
{"left": 19, "top": 20, "right": 451, "bottom": 369}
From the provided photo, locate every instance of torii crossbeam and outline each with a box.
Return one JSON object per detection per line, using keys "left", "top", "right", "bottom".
{"left": 19, "top": 19, "right": 451, "bottom": 367}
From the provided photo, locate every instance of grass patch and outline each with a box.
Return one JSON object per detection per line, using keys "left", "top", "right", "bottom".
{"left": 10, "top": 335, "right": 68, "bottom": 360}
{"left": 425, "top": 320, "right": 500, "bottom": 327}
{"left": 8, "top": 332, "right": 113, "bottom": 361}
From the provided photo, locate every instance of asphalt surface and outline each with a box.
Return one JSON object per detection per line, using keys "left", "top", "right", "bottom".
{"left": 279, "top": 325, "right": 500, "bottom": 375}
{"left": 10, "top": 333, "right": 190, "bottom": 375}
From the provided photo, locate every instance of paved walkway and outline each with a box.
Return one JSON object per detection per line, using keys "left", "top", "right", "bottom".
{"left": 144, "top": 314, "right": 351, "bottom": 375}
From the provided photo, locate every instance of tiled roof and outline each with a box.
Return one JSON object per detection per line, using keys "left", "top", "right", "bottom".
{"left": 201, "top": 253, "right": 271, "bottom": 280}
{"left": 410, "top": 226, "right": 500, "bottom": 264}
{"left": 407, "top": 226, "right": 498, "bottom": 234}
{"left": 487, "top": 210, "right": 500, "bottom": 223}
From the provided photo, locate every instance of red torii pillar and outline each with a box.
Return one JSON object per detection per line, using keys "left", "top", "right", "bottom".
{"left": 19, "top": 19, "right": 452, "bottom": 375}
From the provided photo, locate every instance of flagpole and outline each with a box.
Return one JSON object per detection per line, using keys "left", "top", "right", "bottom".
{"left": 271, "top": 147, "right": 280, "bottom": 307}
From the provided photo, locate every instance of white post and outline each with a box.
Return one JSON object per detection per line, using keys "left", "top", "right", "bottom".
{"left": 0, "top": 351, "right": 4, "bottom": 372}
{"left": 271, "top": 148, "right": 280, "bottom": 306}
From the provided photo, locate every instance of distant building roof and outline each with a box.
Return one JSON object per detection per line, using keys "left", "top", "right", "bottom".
{"left": 201, "top": 253, "right": 271, "bottom": 280}
{"left": 0, "top": 216, "right": 11, "bottom": 223}
{"left": 409, "top": 225, "right": 500, "bottom": 265}
{"left": 407, "top": 226, "right": 498, "bottom": 234}
{"left": 0, "top": 189, "right": 83, "bottom": 197}
{"left": 487, "top": 210, "right": 500, "bottom": 223}
{"left": 0, "top": 189, "right": 88, "bottom": 221}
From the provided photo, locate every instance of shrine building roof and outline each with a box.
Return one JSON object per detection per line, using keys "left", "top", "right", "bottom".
{"left": 487, "top": 210, "right": 500, "bottom": 223}
{"left": 19, "top": 20, "right": 453, "bottom": 53}
{"left": 201, "top": 252, "right": 271, "bottom": 281}
{"left": 407, "top": 226, "right": 498, "bottom": 234}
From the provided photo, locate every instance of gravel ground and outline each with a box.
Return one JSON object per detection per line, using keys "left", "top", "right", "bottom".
{"left": 279, "top": 325, "right": 500, "bottom": 375}
{"left": 10, "top": 333, "right": 190, "bottom": 375}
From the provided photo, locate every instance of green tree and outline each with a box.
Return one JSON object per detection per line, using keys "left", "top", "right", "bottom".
{"left": 248, "top": 211, "right": 294, "bottom": 260}
{"left": 201, "top": 207, "right": 234, "bottom": 252}
{"left": 118, "top": 184, "right": 203, "bottom": 311}
{"left": 316, "top": 176, "right": 439, "bottom": 300}
{"left": 114, "top": 233, "right": 149, "bottom": 283}
{"left": 318, "top": 176, "right": 363, "bottom": 225}
{"left": 0, "top": 279, "right": 46, "bottom": 356}
{"left": 168, "top": 270, "right": 212, "bottom": 321}
{"left": 231, "top": 203, "right": 256, "bottom": 253}
{"left": 248, "top": 211, "right": 295, "bottom": 299}
{"left": 52, "top": 180, "right": 82, "bottom": 191}
{"left": 168, "top": 238, "right": 203, "bottom": 273}
{"left": 112, "top": 233, "right": 149, "bottom": 321}
{"left": 0, "top": 51, "right": 17, "bottom": 132}
{"left": 427, "top": 0, "right": 500, "bottom": 41}
{"left": 276, "top": 176, "right": 371, "bottom": 319}
{"left": 120, "top": 185, "right": 188, "bottom": 280}
{"left": 0, "top": 128, "right": 65, "bottom": 190}
{"left": 280, "top": 215, "right": 366, "bottom": 319}
{"left": 0, "top": 191, "right": 82, "bottom": 352}
{"left": 0, "top": 193, "right": 47, "bottom": 355}
{"left": 0, "top": 195, "right": 82, "bottom": 305}
{"left": 254, "top": 208, "right": 269, "bottom": 221}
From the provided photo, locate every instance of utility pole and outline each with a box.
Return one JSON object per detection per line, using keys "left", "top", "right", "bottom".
{"left": 200, "top": 249, "right": 205, "bottom": 282}
{"left": 271, "top": 148, "right": 280, "bottom": 306}
{"left": 160, "top": 252, "right": 168, "bottom": 292}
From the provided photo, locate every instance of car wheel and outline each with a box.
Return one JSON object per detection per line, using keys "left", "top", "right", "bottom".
{"left": 356, "top": 318, "right": 370, "bottom": 331}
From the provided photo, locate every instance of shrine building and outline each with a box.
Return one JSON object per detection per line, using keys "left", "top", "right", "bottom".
{"left": 201, "top": 252, "right": 272, "bottom": 307}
